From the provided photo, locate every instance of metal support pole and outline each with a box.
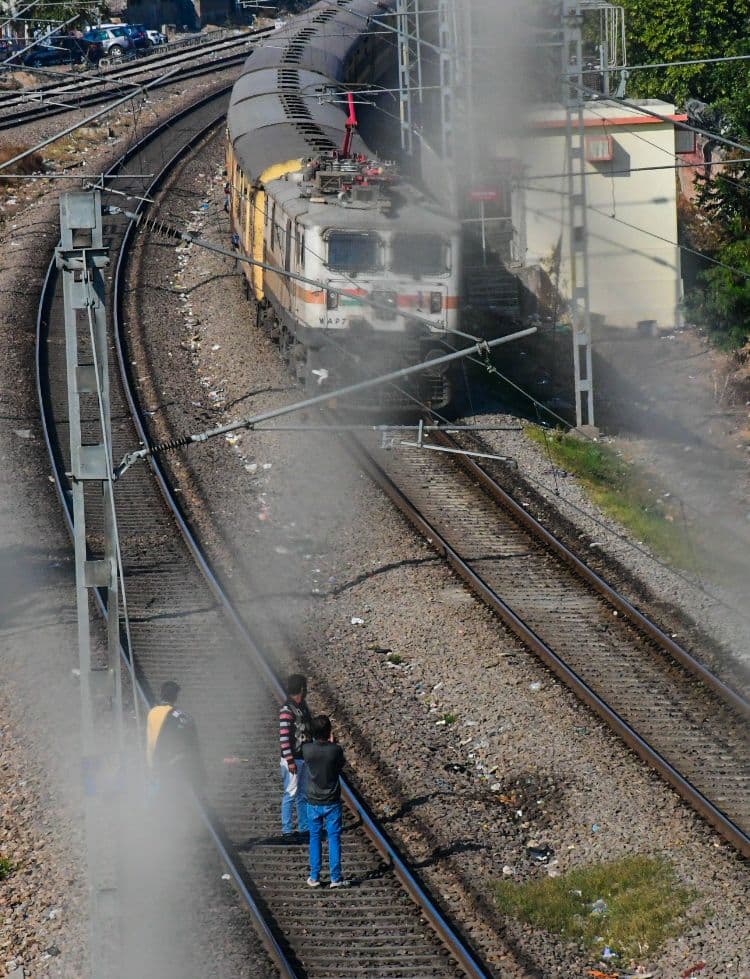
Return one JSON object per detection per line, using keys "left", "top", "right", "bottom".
{"left": 437, "top": 0, "right": 454, "bottom": 167}
{"left": 57, "top": 190, "right": 122, "bottom": 979}
{"left": 562, "top": 0, "right": 595, "bottom": 428}
{"left": 395, "top": 0, "right": 414, "bottom": 155}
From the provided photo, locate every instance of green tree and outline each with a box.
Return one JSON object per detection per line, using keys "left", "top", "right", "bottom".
{"left": 616, "top": 0, "right": 750, "bottom": 347}
{"left": 620, "top": 0, "right": 750, "bottom": 106}
{"left": 23, "top": 2, "right": 108, "bottom": 35}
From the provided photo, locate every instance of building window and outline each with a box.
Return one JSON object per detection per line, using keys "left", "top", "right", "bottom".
{"left": 585, "top": 134, "right": 614, "bottom": 162}
{"left": 675, "top": 129, "right": 696, "bottom": 154}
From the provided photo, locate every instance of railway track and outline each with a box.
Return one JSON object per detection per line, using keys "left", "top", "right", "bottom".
{"left": 0, "top": 28, "right": 271, "bottom": 129}
{"left": 36, "top": 91, "right": 492, "bottom": 978}
{"left": 340, "top": 423, "right": 750, "bottom": 858}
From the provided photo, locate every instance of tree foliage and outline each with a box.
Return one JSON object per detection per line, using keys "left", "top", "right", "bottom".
{"left": 620, "top": 0, "right": 750, "bottom": 106}
{"left": 617, "top": 0, "right": 750, "bottom": 347}
{"left": 16, "top": 2, "right": 108, "bottom": 35}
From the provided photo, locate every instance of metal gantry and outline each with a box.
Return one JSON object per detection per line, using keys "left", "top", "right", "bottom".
{"left": 395, "top": 0, "right": 422, "bottom": 154}
{"left": 562, "top": 0, "right": 595, "bottom": 429}
{"left": 57, "top": 190, "right": 123, "bottom": 978}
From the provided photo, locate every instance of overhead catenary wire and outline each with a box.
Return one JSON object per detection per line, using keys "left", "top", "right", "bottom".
{"left": 575, "top": 83, "right": 750, "bottom": 158}
{"left": 0, "top": 12, "right": 80, "bottom": 67}
{"left": 0, "top": 62, "right": 183, "bottom": 173}
{"left": 113, "top": 327, "right": 536, "bottom": 479}
{"left": 134, "top": 173, "right": 750, "bottom": 629}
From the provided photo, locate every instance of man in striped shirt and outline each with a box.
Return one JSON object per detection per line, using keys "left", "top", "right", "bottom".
{"left": 279, "top": 674, "right": 312, "bottom": 838}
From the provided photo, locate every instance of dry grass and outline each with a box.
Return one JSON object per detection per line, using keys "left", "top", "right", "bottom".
{"left": 525, "top": 425, "right": 703, "bottom": 570}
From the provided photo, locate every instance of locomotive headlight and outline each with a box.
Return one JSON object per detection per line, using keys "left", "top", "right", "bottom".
{"left": 430, "top": 291, "right": 443, "bottom": 314}
{"left": 327, "top": 289, "right": 339, "bottom": 310}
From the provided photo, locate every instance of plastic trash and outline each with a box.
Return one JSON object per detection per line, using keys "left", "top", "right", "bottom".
{"left": 601, "top": 947, "right": 617, "bottom": 960}
{"left": 526, "top": 844, "right": 554, "bottom": 863}
{"left": 221, "top": 873, "right": 231, "bottom": 880}
{"left": 529, "top": 681, "right": 542, "bottom": 692}
{"left": 590, "top": 898, "right": 608, "bottom": 915}
{"left": 592, "top": 823, "right": 601, "bottom": 832}
{"left": 350, "top": 616, "right": 364, "bottom": 625}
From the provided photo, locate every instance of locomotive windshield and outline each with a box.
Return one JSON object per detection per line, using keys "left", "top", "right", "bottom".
{"left": 391, "top": 234, "right": 447, "bottom": 275}
{"left": 327, "top": 232, "right": 383, "bottom": 273}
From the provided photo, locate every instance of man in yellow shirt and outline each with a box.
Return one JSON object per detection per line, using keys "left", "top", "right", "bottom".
{"left": 146, "top": 681, "right": 203, "bottom": 792}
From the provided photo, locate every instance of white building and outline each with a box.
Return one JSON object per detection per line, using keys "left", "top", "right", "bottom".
{"left": 517, "top": 100, "right": 685, "bottom": 331}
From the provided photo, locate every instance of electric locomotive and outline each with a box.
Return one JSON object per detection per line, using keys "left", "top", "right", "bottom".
{"left": 226, "top": 0, "right": 462, "bottom": 408}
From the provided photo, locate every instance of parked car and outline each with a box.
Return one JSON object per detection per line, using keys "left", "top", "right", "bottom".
{"left": 82, "top": 26, "right": 131, "bottom": 58}
{"left": 48, "top": 34, "right": 105, "bottom": 64}
{"left": 121, "top": 23, "right": 150, "bottom": 49}
{"left": 22, "top": 44, "right": 71, "bottom": 67}
{"left": 145, "top": 29, "right": 167, "bottom": 46}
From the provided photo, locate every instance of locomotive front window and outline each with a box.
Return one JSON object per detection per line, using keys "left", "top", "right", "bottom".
{"left": 391, "top": 234, "right": 447, "bottom": 275}
{"left": 327, "top": 232, "right": 382, "bottom": 273}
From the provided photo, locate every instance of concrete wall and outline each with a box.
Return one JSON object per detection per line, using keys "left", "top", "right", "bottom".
{"left": 519, "top": 100, "right": 683, "bottom": 330}
{"left": 126, "top": 0, "right": 230, "bottom": 29}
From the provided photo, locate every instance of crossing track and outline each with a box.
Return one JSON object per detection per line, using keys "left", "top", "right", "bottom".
{"left": 35, "top": 91, "right": 494, "bottom": 978}
{"left": 338, "top": 422, "right": 750, "bottom": 858}
{"left": 0, "top": 27, "right": 273, "bottom": 130}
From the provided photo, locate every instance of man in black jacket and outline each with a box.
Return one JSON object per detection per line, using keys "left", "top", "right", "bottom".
{"left": 302, "top": 714, "right": 349, "bottom": 888}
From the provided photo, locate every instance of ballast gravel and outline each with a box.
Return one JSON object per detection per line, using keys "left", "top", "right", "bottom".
{"left": 0, "top": 70, "right": 277, "bottom": 979}
{"left": 122, "top": 134, "right": 750, "bottom": 978}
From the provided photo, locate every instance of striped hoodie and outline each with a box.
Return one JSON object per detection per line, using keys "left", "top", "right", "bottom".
{"left": 279, "top": 698, "right": 312, "bottom": 762}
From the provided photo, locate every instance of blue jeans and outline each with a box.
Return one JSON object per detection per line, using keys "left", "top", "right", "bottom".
{"left": 308, "top": 801, "right": 343, "bottom": 883}
{"left": 279, "top": 758, "right": 308, "bottom": 834}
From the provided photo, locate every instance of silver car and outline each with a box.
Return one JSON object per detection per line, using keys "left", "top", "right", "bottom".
{"left": 146, "top": 29, "right": 167, "bottom": 45}
{"left": 83, "top": 26, "right": 132, "bottom": 58}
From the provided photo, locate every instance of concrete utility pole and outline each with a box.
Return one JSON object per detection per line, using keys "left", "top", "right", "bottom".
{"left": 57, "top": 190, "right": 122, "bottom": 978}
{"left": 562, "top": 0, "right": 595, "bottom": 428}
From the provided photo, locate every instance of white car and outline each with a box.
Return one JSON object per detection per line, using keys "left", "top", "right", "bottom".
{"left": 146, "top": 29, "right": 167, "bottom": 45}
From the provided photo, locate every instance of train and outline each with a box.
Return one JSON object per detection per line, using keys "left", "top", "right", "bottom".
{"left": 225, "top": 0, "right": 462, "bottom": 409}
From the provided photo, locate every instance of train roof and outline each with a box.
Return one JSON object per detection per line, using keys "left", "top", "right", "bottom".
{"left": 227, "top": 0, "right": 395, "bottom": 180}
{"left": 266, "top": 175, "right": 458, "bottom": 235}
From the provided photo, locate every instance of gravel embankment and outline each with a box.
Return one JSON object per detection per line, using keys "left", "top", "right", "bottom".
{"left": 0, "top": 70, "right": 277, "bottom": 979}
{"left": 456, "top": 414, "right": 750, "bottom": 695}
{"left": 124, "top": 133, "right": 750, "bottom": 978}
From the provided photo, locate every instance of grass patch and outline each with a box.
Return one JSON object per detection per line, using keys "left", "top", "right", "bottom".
{"left": 0, "top": 857, "right": 14, "bottom": 880}
{"left": 386, "top": 652, "right": 403, "bottom": 665}
{"left": 495, "top": 854, "right": 695, "bottom": 959}
{"left": 442, "top": 712, "right": 457, "bottom": 725}
{"left": 525, "top": 425, "right": 702, "bottom": 570}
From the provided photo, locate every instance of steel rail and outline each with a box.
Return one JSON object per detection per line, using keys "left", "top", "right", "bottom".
{"left": 340, "top": 429, "right": 750, "bottom": 859}
{"left": 0, "top": 48, "right": 251, "bottom": 129}
{"left": 35, "top": 88, "right": 492, "bottom": 978}
{"left": 110, "top": 109, "right": 491, "bottom": 979}
{"left": 0, "top": 25, "right": 271, "bottom": 109}
{"left": 35, "top": 86, "right": 299, "bottom": 979}
{"left": 432, "top": 429, "right": 750, "bottom": 721}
